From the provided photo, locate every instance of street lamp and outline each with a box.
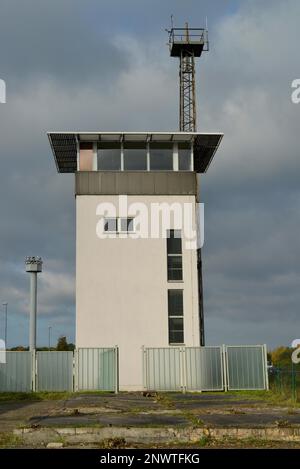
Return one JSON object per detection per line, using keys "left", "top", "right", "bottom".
{"left": 48, "top": 326, "right": 52, "bottom": 351}
{"left": 25, "top": 256, "right": 43, "bottom": 351}
{"left": 2, "top": 303, "right": 8, "bottom": 348}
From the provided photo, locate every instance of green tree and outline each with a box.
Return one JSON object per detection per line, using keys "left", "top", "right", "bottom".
{"left": 56, "top": 336, "right": 68, "bottom": 350}
{"left": 56, "top": 336, "right": 75, "bottom": 351}
{"left": 270, "top": 346, "right": 298, "bottom": 368}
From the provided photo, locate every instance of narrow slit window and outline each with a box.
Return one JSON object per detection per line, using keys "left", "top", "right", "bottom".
{"left": 167, "top": 230, "right": 183, "bottom": 281}
{"left": 168, "top": 289, "right": 184, "bottom": 344}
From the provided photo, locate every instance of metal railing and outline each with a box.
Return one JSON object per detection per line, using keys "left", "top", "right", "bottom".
{"left": 0, "top": 351, "right": 32, "bottom": 392}
{"left": 169, "top": 28, "right": 207, "bottom": 44}
{"left": 143, "top": 345, "right": 268, "bottom": 392}
{"left": 270, "top": 367, "right": 300, "bottom": 401}
{"left": 0, "top": 348, "right": 118, "bottom": 393}
{"left": 0, "top": 345, "right": 268, "bottom": 394}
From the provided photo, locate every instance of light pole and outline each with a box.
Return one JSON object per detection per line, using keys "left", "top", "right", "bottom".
{"left": 2, "top": 303, "right": 8, "bottom": 348}
{"left": 25, "top": 256, "right": 43, "bottom": 351}
{"left": 48, "top": 326, "right": 52, "bottom": 351}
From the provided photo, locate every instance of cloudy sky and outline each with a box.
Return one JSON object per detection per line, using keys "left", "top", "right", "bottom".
{"left": 0, "top": 0, "right": 299, "bottom": 349}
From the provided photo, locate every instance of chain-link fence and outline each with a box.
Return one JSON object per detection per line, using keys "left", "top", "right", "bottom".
{"left": 269, "top": 367, "right": 300, "bottom": 401}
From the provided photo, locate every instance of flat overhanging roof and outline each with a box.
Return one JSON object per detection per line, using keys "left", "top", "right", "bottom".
{"left": 47, "top": 131, "right": 223, "bottom": 173}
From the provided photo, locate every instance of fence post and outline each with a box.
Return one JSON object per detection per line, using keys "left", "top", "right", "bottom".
{"left": 263, "top": 344, "right": 269, "bottom": 391}
{"left": 180, "top": 347, "right": 187, "bottom": 394}
{"left": 114, "top": 345, "right": 119, "bottom": 394}
{"left": 275, "top": 368, "right": 282, "bottom": 394}
{"left": 291, "top": 363, "right": 297, "bottom": 402}
{"left": 142, "top": 346, "right": 147, "bottom": 390}
{"left": 73, "top": 350, "right": 77, "bottom": 392}
{"left": 32, "top": 350, "right": 37, "bottom": 392}
{"left": 222, "top": 345, "right": 228, "bottom": 392}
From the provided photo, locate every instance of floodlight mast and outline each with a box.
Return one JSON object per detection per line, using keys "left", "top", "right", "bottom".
{"left": 167, "top": 21, "right": 209, "bottom": 346}
{"left": 25, "top": 256, "right": 43, "bottom": 351}
{"left": 167, "top": 21, "right": 209, "bottom": 132}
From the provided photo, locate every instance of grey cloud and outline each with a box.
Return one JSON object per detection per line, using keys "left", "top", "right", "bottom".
{"left": 0, "top": 0, "right": 299, "bottom": 348}
{"left": 0, "top": 0, "right": 130, "bottom": 87}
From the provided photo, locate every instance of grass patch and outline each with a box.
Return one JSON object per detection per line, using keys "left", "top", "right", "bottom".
{"left": 0, "top": 432, "right": 22, "bottom": 448}
{"left": 0, "top": 391, "right": 72, "bottom": 402}
{"left": 198, "top": 435, "right": 210, "bottom": 447}
{"left": 0, "top": 390, "right": 116, "bottom": 403}
{"left": 225, "top": 389, "right": 300, "bottom": 407}
{"left": 0, "top": 388, "right": 299, "bottom": 409}
{"left": 165, "top": 389, "right": 300, "bottom": 408}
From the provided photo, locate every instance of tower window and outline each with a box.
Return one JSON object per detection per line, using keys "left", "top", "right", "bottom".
{"left": 150, "top": 143, "right": 173, "bottom": 170}
{"left": 97, "top": 143, "right": 121, "bottom": 170}
{"left": 178, "top": 142, "right": 192, "bottom": 170}
{"left": 120, "top": 218, "right": 134, "bottom": 232}
{"left": 167, "top": 230, "right": 183, "bottom": 281}
{"left": 104, "top": 218, "right": 118, "bottom": 232}
{"left": 103, "top": 218, "right": 134, "bottom": 233}
{"left": 124, "top": 143, "right": 147, "bottom": 170}
{"left": 168, "top": 289, "right": 184, "bottom": 344}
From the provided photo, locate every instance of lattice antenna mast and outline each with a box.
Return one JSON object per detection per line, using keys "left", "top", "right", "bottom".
{"left": 167, "top": 21, "right": 209, "bottom": 131}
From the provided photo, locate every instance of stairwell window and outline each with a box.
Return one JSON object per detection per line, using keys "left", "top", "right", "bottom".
{"left": 168, "top": 289, "right": 184, "bottom": 344}
{"left": 167, "top": 229, "right": 183, "bottom": 281}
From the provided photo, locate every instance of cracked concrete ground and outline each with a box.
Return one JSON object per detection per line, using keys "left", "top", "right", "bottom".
{"left": 1, "top": 392, "right": 300, "bottom": 447}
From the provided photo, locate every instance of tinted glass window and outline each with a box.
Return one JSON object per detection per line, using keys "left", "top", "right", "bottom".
{"left": 150, "top": 143, "right": 173, "bottom": 170}
{"left": 98, "top": 143, "right": 121, "bottom": 170}
{"left": 104, "top": 218, "right": 117, "bottom": 232}
{"left": 124, "top": 143, "right": 147, "bottom": 170}
{"left": 168, "top": 290, "right": 183, "bottom": 316}
{"left": 167, "top": 230, "right": 182, "bottom": 254}
{"left": 167, "top": 256, "right": 183, "bottom": 281}
{"left": 168, "top": 318, "right": 184, "bottom": 344}
{"left": 178, "top": 143, "right": 191, "bottom": 170}
{"left": 168, "top": 289, "right": 184, "bottom": 344}
{"left": 120, "top": 218, "right": 134, "bottom": 232}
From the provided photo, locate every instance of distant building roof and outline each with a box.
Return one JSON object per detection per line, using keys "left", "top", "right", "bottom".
{"left": 47, "top": 131, "right": 223, "bottom": 174}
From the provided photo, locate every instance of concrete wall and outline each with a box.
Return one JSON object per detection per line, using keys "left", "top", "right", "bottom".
{"left": 75, "top": 171, "right": 197, "bottom": 196}
{"left": 76, "top": 195, "right": 199, "bottom": 390}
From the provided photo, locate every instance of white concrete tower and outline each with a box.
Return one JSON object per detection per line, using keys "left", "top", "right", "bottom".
{"left": 48, "top": 131, "right": 222, "bottom": 390}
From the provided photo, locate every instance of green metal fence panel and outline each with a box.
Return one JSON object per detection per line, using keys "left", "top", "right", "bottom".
{"left": 226, "top": 345, "right": 267, "bottom": 390}
{"left": 0, "top": 351, "right": 32, "bottom": 392}
{"left": 144, "top": 347, "right": 183, "bottom": 391}
{"left": 76, "top": 348, "right": 117, "bottom": 391}
{"left": 36, "top": 352, "right": 74, "bottom": 391}
{"left": 185, "top": 347, "right": 224, "bottom": 391}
